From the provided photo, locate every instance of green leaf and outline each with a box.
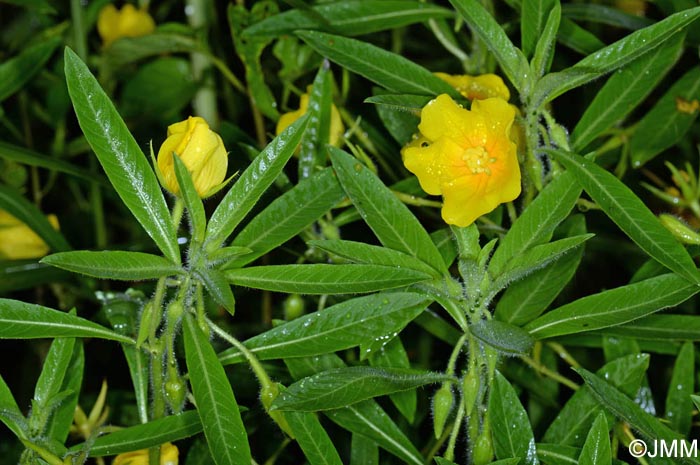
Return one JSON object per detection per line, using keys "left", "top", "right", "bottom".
{"left": 495, "top": 215, "right": 585, "bottom": 326}
{"left": 0, "top": 38, "right": 60, "bottom": 103}
{"left": 45, "top": 341, "right": 84, "bottom": 443}
{"left": 470, "top": 319, "right": 535, "bottom": 355}
{"left": 273, "top": 367, "right": 450, "bottom": 411}
{"left": 219, "top": 292, "right": 430, "bottom": 364}
{"left": 527, "top": 274, "right": 699, "bottom": 339}
{"left": 629, "top": 66, "right": 700, "bottom": 167}
{"left": 286, "top": 355, "right": 424, "bottom": 465}
{"left": 0, "top": 184, "right": 71, "bottom": 253}
{"left": 557, "top": 18, "right": 605, "bottom": 56}
{"left": 296, "top": 30, "right": 458, "bottom": 97}
{"left": 537, "top": 444, "right": 629, "bottom": 465}
{"left": 173, "top": 154, "right": 206, "bottom": 244}
{"left": 544, "top": 353, "right": 650, "bottom": 446}
{"left": 68, "top": 411, "right": 202, "bottom": 456}
{"left": 448, "top": 0, "right": 530, "bottom": 92}
{"left": 285, "top": 411, "right": 344, "bottom": 465}
{"left": 532, "top": 7, "right": 700, "bottom": 106}
{"left": 489, "top": 171, "right": 581, "bottom": 277}
{"left": 64, "top": 48, "right": 180, "bottom": 264}
{"left": 572, "top": 32, "right": 685, "bottom": 151}
{"left": 0, "top": 141, "right": 109, "bottom": 186}
{"left": 196, "top": 268, "right": 235, "bottom": 316}
{"left": 102, "top": 33, "right": 204, "bottom": 70}
{"left": 489, "top": 371, "right": 540, "bottom": 465}
{"left": 491, "top": 234, "right": 593, "bottom": 293}
{"left": 665, "top": 341, "right": 694, "bottom": 436}
{"left": 0, "top": 373, "right": 25, "bottom": 440}
{"left": 562, "top": 4, "right": 652, "bottom": 30}
{"left": 0, "top": 299, "right": 133, "bottom": 343}
{"left": 183, "top": 315, "right": 251, "bottom": 465}
{"left": 42, "top": 251, "right": 183, "bottom": 281}
{"left": 549, "top": 149, "right": 700, "bottom": 284}
{"left": 578, "top": 412, "right": 610, "bottom": 465}
{"left": 351, "top": 434, "right": 379, "bottom": 465}
{"left": 245, "top": 1, "right": 453, "bottom": 37}
{"left": 309, "top": 240, "right": 440, "bottom": 277}
{"left": 299, "top": 62, "right": 332, "bottom": 180}
{"left": 522, "top": 0, "right": 557, "bottom": 58}
{"left": 0, "top": 260, "right": 68, "bottom": 293}
{"left": 330, "top": 147, "right": 448, "bottom": 276}
{"left": 594, "top": 315, "right": 700, "bottom": 341}
{"left": 531, "top": 1, "right": 561, "bottom": 77}
{"left": 575, "top": 368, "right": 700, "bottom": 465}
{"left": 122, "top": 343, "right": 150, "bottom": 424}
{"left": 368, "top": 337, "right": 416, "bottom": 422}
{"left": 205, "top": 116, "right": 309, "bottom": 249}
{"left": 364, "top": 94, "right": 433, "bottom": 111}
{"left": 225, "top": 264, "right": 431, "bottom": 294}
{"left": 227, "top": 168, "right": 344, "bottom": 268}
{"left": 33, "top": 336, "right": 76, "bottom": 409}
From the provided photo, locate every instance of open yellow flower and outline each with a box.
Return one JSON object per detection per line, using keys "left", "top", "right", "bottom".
{"left": 402, "top": 94, "right": 520, "bottom": 227}
{"left": 276, "top": 91, "right": 344, "bottom": 147}
{"left": 0, "top": 210, "right": 59, "bottom": 260}
{"left": 434, "top": 72, "right": 510, "bottom": 101}
{"left": 112, "top": 442, "right": 178, "bottom": 465}
{"left": 97, "top": 3, "right": 156, "bottom": 48}
{"left": 156, "top": 116, "right": 228, "bottom": 198}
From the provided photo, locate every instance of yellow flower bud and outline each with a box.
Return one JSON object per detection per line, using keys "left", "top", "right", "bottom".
{"left": 276, "top": 91, "right": 344, "bottom": 147}
{"left": 156, "top": 116, "right": 228, "bottom": 198}
{"left": 0, "top": 210, "right": 59, "bottom": 260}
{"left": 112, "top": 443, "right": 178, "bottom": 465}
{"left": 97, "top": 4, "right": 156, "bottom": 48}
{"left": 434, "top": 72, "right": 511, "bottom": 101}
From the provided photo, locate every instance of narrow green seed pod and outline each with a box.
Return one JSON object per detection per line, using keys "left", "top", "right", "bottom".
{"left": 462, "top": 369, "right": 480, "bottom": 417}
{"left": 432, "top": 382, "right": 454, "bottom": 439}
{"left": 659, "top": 214, "right": 700, "bottom": 245}
{"left": 136, "top": 301, "right": 155, "bottom": 348}
{"left": 472, "top": 414, "right": 494, "bottom": 465}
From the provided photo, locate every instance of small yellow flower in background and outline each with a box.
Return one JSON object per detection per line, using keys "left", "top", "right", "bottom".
{"left": 157, "top": 116, "right": 228, "bottom": 198}
{"left": 97, "top": 3, "right": 156, "bottom": 48}
{"left": 0, "top": 210, "right": 59, "bottom": 260}
{"left": 276, "top": 91, "right": 345, "bottom": 147}
{"left": 112, "top": 442, "right": 178, "bottom": 465}
{"left": 676, "top": 97, "right": 700, "bottom": 115}
{"left": 402, "top": 94, "right": 521, "bottom": 227}
{"left": 434, "top": 72, "right": 510, "bottom": 101}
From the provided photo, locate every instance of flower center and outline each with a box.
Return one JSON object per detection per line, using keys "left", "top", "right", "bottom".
{"left": 462, "top": 146, "right": 495, "bottom": 175}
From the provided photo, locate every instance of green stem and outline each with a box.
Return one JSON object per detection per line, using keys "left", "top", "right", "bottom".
{"left": 69, "top": 0, "right": 88, "bottom": 61}
{"left": 444, "top": 402, "right": 465, "bottom": 461}
{"left": 446, "top": 333, "right": 469, "bottom": 375}
{"left": 520, "top": 355, "right": 579, "bottom": 391}
{"left": 187, "top": 0, "right": 219, "bottom": 128}
{"left": 171, "top": 198, "right": 185, "bottom": 231}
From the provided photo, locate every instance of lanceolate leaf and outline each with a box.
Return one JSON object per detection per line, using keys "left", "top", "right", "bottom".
{"left": 184, "top": 315, "right": 251, "bottom": 465}
{"left": 448, "top": 0, "right": 530, "bottom": 92}
{"left": 296, "top": 30, "right": 458, "bottom": 98}
{"left": 595, "top": 315, "right": 700, "bottom": 341}
{"left": 0, "top": 299, "right": 133, "bottom": 343}
{"left": 629, "top": 66, "right": 700, "bottom": 167}
{"left": 531, "top": 1, "right": 561, "bottom": 77}
{"left": 576, "top": 368, "right": 700, "bottom": 465}
{"left": 46, "top": 342, "right": 84, "bottom": 443}
{"left": 549, "top": 149, "right": 700, "bottom": 284}
{"left": 526, "top": 273, "right": 699, "bottom": 339}
{"left": 330, "top": 147, "right": 448, "bottom": 276}
{"left": 68, "top": 411, "right": 202, "bottom": 456}
{"left": 244, "top": 1, "right": 453, "bottom": 37}
{"left": 578, "top": 412, "right": 610, "bottom": 465}
{"left": 299, "top": 62, "right": 332, "bottom": 180}
{"left": 33, "top": 336, "right": 76, "bottom": 409}
{"left": 532, "top": 8, "right": 700, "bottom": 106}
{"left": 205, "top": 116, "right": 309, "bottom": 250}
{"left": 285, "top": 411, "right": 344, "bottom": 465}
{"left": 0, "top": 374, "right": 25, "bottom": 439}
{"left": 64, "top": 48, "right": 180, "bottom": 264}
{"left": 572, "top": 32, "right": 685, "bottom": 151}
{"left": 42, "top": 251, "right": 184, "bottom": 281}
{"left": 489, "top": 371, "right": 540, "bottom": 465}
{"left": 228, "top": 168, "right": 345, "bottom": 268}
{"left": 219, "top": 292, "right": 430, "bottom": 364}
{"left": 470, "top": 319, "right": 535, "bottom": 355}
{"left": 665, "top": 341, "right": 694, "bottom": 436}
{"left": 0, "top": 37, "right": 60, "bottom": 103}
{"left": 224, "top": 264, "right": 431, "bottom": 294}
{"left": 522, "top": 0, "right": 557, "bottom": 58}
{"left": 273, "top": 367, "right": 451, "bottom": 411}
{"left": 196, "top": 268, "right": 235, "bottom": 315}
{"left": 173, "top": 154, "right": 206, "bottom": 244}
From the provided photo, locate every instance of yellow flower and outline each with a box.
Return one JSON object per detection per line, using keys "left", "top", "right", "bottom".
{"left": 112, "top": 442, "right": 178, "bottom": 465}
{"left": 402, "top": 94, "right": 521, "bottom": 227}
{"left": 276, "top": 91, "right": 344, "bottom": 147}
{"left": 434, "top": 72, "right": 510, "bottom": 101}
{"left": 97, "top": 3, "right": 156, "bottom": 48}
{"left": 157, "top": 116, "right": 228, "bottom": 198}
{"left": 0, "top": 210, "right": 59, "bottom": 260}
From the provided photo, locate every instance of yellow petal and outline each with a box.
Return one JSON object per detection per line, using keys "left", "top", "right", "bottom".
{"left": 0, "top": 210, "right": 58, "bottom": 260}
{"left": 97, "top": 4, "right": 121, "bottom": 47}
{"left": 435, "top": 72, "right": 510, "bottom": 101}
{"left": 418, "top": 94, "right": 475, "bottom": 143}
{"left": 402, "top": 138, "right": 452, "bottom": 196}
